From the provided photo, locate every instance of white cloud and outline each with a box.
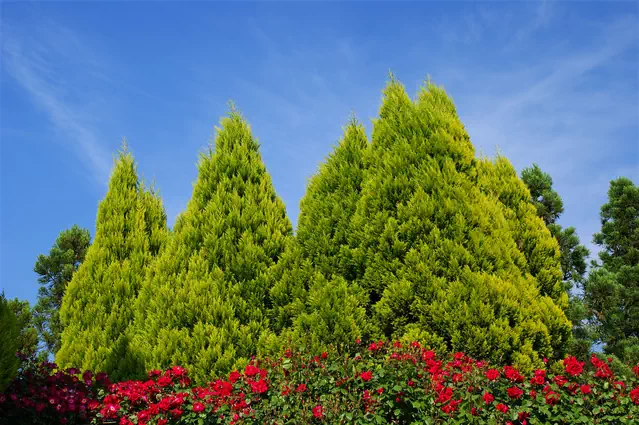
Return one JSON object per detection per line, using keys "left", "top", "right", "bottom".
{"left": 2, "top": 21, "right": 113, "bottom": 185}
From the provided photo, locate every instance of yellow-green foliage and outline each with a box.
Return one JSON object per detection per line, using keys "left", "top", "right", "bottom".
{"left": 133, "top": 110, "right": 293, "bottom": 382}
{"left": 296, "top": 76, "right": 571, "bottom": 370}
{"left": 57, "top": 146, "right": 168, "bottom": 380}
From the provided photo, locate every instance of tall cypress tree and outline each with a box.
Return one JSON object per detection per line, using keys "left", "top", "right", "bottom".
{"left": 134, "top": 108, "right": 292, "bottom": 382}
{"left": 57, "top": 144, "right": 168, "bottom": 380}
{"left": 271, "top": 119, "right": 371, "bottom": 352}
{"left": 299, "top": 76, "right": 571, "bottom": 370}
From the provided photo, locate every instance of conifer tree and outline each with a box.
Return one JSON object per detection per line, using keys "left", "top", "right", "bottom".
{"left": 520, "top": 163, "right": 591, "bottom": 358}
{"left": 33, "top": 225, "right": 91, "bottom": 358}
{"left": 57, "top": 144, "right": 168, "bottom": 380}
{"left": 584, "top": 177, "right": 639, "bottom": 363}
{"left": 134, "top": 108, "right": 292, "bottom": 382}
{"left": 271, "top": 120, "right": 371, "bottom": 352}
{"left": 0, "top": 293, "right": 20, "bottom": 391}
{"left": 300, "top": 76, "right": 571, "bottom": 369}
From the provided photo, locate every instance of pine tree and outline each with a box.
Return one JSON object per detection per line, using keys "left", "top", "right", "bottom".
{"left": 33, "top": 225, "right": 91, "bottom": 358}
{"left": 300, "top": 76, "right": 571, "bottom": 369}
{"left": 133, "top": 109, "right": 292, "bottom": 382}
{"left": 584, "top": 177, "right": 639, "bottom": 363}
{"left": 0, "top": 293, "right": 20, "bottom": 391}
{"left": 57, "top": 144, "right": 168, "bottom": 380}
{"left": 520, "top": 163, "right": 591, "bottom": 358}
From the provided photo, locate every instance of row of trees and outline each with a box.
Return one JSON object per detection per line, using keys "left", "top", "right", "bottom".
{"left": 2, "top": 76, "right": 637, "bottom": 385}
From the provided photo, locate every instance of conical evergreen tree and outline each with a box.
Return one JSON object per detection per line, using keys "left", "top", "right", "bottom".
{"left": 270, "top": 120, "right": 371, "bottom": 352}
{"left": 298, "top": 76, "right": 571, "bottom": 370}
{"left": 57, "top": 144, "right": 168, "bottom": 380}
{"left": 134, "top": 109, "right": 292, "bottom": 382}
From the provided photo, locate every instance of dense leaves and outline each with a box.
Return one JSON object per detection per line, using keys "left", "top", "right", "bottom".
{"left": 2, "top": 342, "right": 638, "bottom": 424}
{"left": 584, "top": 177, "right": 639, "bottom": 364}
{"left": 296, "top": 76, "right": 571, "bottom": 369}
{"left": 57, "top": 145, "right": 168, "bottom": 380}
{"left": 0, "top": 294, "right": 20, "bottom": 392}
{"left": 520, "top": 164, "right": 592, "bottom": 359}
{"left": 133, "top": 109, "right": 293, "bottom": 382}
{"left": 33, "top": 225, "right": 91, "bottom": 358}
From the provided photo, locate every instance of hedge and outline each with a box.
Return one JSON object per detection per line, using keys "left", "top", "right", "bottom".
{"left": 1, "top": 342, "right": 638, "bottom": 424}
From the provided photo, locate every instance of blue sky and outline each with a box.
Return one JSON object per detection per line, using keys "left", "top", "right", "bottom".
{"left": 1, "top": 1, "right": 637, "bottom": 305}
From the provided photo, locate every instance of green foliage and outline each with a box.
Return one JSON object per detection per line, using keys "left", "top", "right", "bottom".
{"left": 270, "top": 119, "right": 371, "bottom": 353}
{"left": 32, "top": 225, "right": 91, "bottom": 358}
{"left": 57, "top": 144, "right": 168, "bottom": 380}
{"left": 585, "top": 177, "right": 639, "bottom": 363}
{"left": 0, "top": 293, "right": 20, "bottom": 391}
{"left": 520, "top": 164, "right": 564, "bottom": 226}
{"left": 133, "top": 109, "right": 293, "bottom": 382}
{"left": 6, "top": 298, "right": 39, "bottom": 360}
{"left": 296, "top": 76, "right": 571, "bottom": 370}
{"left": 520, "top": 164, "right": 592, "bottom": 359}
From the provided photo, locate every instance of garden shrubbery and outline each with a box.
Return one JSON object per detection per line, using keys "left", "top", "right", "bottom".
{"left": 1, "top": 342, "right": 638, "bottom": 424}
{"left": 2, "top": 75, "right": 638, "bottom": 422}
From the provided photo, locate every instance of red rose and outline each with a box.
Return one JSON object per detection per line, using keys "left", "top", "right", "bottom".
{"left": 312, "top": 405, "right": 324, "bottom": 418}
{"left": 580, "top": 384, "right": 591, "bottom": 395}
{"left": 630, "top": 387, "right": 639, "bottom": 405}
{"left": 244, "top": 365, "right": 260, "bottom": 377}
{"left": 193, "top": 402, "right": 205, "bottom": 412}
{"left": 296, "top": 383, "right": 307, "bottom": 393}
{"left": 229, "top": 371, "right": 241, "bottom": 383}
{"left": 563, "top": 356, "right": 584, "bottom": 376}
{"left": 251, "top": 379, "right": 268, "bottom": 394}
{"left": 360, "top": 371, "right": 373, "bottom": 382}
{"left": 483, "top": 392, "right": 494, "bottom": 404}
{"left": 321, "top": 352, "right": 328, "bottom": 359}
{"left": 485, "top": 369, "right": 500, "bottom": 381}
{"left": 507, "top": 386, "right": 523, "bottom": 399}
{"left": 545, "top": 392, "right": 560, "bottom": 405}
{"left": 496, "top": 403, "right": 509, "bottom": 414}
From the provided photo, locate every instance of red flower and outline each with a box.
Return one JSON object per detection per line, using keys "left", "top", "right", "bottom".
{"left": 244, "top": 365, "right": 260, "bottom": 377}
{"left": 580, "top": 384, "right": 592, "bottom": 395}
{"left": 312, "top": 405, "right": 324, "bottom": 418}
{"left": 545, "top": 391, "right": 560, "bottom": 405}
{"left": 503, "top": 366, "right": 524, "bottom": 383}
{"left": 632, "top": 364, "right": 639, "bottom": 377}
{"left": 321, "top": 352, "right": 328, "bottom": 359}
{"left": 158, "top": 420, "right": 167, "bottom": 425}
{"left": 483, "top": 392, "right": 494, "bottom": 404}
{"left": 296, "top": 383, "right": 307, "bottom": 393}
{"left": 435, "top": 387, "right": 453, "bottom": 404}
{"left": 496, "top": 403, "right": 509, "bottom": 414}
{"left": 251, "top": 379, "right": 268, "bottom": 394}
{"left": 360, "top": 371, "right": 373, "bottom": 382}
{"left": 377, "top": 387, "right": 384, "bottom": 394}
{"left": 630, "top": 387, "right": 639, "bottom": 405}
{"left": 193, "top": 402, "right": 205, "bottom": 412}
{"left": 157, "top": 376, "right": 172, "bottom": 387}
{"left": 485, "top": 369, "right": 500, "bottom": 381}
{"left": 563, "top": 356, "right": 585, "bottom": 376}
{"left": 507, "top": 386, "right": 524, "bottom": 399}
{"left": 229, "top": 371, "right": 241, "bottom": 383}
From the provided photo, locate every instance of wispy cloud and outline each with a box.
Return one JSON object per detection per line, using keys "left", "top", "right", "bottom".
{"left": 2, "top": 19, "right": 113, "bottom": 185}
{"left": 456, "top": 13, "right": 638, "bottom": 257}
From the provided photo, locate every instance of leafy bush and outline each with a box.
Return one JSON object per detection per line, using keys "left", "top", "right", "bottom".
{"left": 3, "top": 342, "right": 637, "bottom": 424}
{"left": 0, "top": 357, "right": 109, "bottom": 425}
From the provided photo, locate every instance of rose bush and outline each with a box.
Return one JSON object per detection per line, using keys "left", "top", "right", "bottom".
{"left": 2, "top": 342, "right": 638, "bottom": 424}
